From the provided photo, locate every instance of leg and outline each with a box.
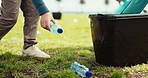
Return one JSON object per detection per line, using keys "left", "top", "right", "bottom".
{"left": 21, "top": 0, "right": 39, "bottom": 49}
{"left": 21, "top": 0, "right": 50, "bottom": 58}
{"left": 0, "top": 0, "right": 21, "bottom": 39}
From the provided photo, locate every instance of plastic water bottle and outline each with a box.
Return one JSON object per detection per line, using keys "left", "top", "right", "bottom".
{"left": 70, "top": 62, "right": 92, "bottom": 78}
{"left": 49, "top": 22, "right": 63, "bottom": 35}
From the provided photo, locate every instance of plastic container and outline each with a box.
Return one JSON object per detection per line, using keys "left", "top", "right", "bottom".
{"left": 89, "top": 13, "right": 148, "bottom": 66}
{"left": 49, "top": 22, "right": 63, "bottom": 35}
{"left": 70, "top": 62, "right": 92, "bottom": 78}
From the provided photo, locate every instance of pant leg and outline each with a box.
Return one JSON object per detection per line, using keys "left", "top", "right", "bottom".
{"left": 21, "top": 0, "right": 39, "bottom": 49}
{"left": 0, "top": 0, "right": 21, "bottom": 40}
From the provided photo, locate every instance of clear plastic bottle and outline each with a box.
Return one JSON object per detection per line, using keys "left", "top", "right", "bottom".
{"left": 70, "top": 62, "right": 92, "bottom": 78}
{"left": 49, "top": 22, "right": 63, "bottom": 35}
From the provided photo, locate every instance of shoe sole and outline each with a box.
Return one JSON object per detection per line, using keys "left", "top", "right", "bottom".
{"left": 22, "top": 52, "right": 50, "bottom": 59}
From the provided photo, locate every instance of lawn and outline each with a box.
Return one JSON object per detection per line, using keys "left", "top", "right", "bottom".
{"left": 0, "top": 13, "right": 148, "bottom": 78}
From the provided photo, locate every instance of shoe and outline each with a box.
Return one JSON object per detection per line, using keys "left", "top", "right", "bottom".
{"left": 22, "top": 45, "right": 50, "bottom": 59}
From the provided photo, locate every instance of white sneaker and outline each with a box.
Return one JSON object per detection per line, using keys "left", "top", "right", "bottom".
{"left": 22, "top": 45, "right": 50, "bottom": 59}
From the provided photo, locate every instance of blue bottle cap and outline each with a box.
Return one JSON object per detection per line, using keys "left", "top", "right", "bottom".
{"left": 57, "top": 28, "right": 63, "bottom": 34}
{"left": 86, "top": 71, "right": 92, "bottom": 77}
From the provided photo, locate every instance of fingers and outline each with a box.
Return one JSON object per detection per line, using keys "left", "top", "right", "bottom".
{"left": 51, "top": 20, "right": 56, "bottom": 24}
{"left": 40, "top": 20, "right": 50, "bottom": 30}
{"left": 45, "top": 20, "right": 50, "bottom": 30}
{"left": 50, "top": 16, "right": 56, "bottom": 24}
{"left": 40, "top": 21, "right": 46, "bottom": 29}
{"left": 40, "top": 12, "right": 56, "bottom": 31}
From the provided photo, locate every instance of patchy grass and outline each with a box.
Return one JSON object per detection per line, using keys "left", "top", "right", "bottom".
{"left": 0, "top": 13, "right": 148, "bottom": 78}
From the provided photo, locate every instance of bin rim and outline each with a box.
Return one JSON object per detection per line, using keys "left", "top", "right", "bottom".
{"left": 89, "top": 13, "right": 148, "bottom": 19}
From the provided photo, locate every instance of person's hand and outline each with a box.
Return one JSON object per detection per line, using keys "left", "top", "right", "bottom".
{"left": 40, "top": 12, "right": 56, "bottom": 30}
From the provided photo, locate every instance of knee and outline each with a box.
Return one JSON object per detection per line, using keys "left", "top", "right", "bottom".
{"left": 0, "top": 17, "right": 18, "bottom": 26}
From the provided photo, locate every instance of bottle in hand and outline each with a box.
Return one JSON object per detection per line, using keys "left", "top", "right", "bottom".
{"left": 49, "top": 22, "right": 63, "bottom": 35}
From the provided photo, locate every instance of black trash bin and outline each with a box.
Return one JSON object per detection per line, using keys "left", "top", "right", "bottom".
{"left": 89, "top": 13, "right": 148, "bottom": 67}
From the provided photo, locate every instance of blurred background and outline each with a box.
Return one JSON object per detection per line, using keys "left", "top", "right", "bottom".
{"left": 43, "top": 0, "right": 120, "bottom": 13}
{"left": 0, "top": 0, "right": 148, "bottom": 14}
{"left": 0, "top": 0, "right": 120, "bottom": 14}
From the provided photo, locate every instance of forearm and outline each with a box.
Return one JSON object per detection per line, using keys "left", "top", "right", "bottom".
{"left": 32, "top": 0, "right": 49, "bottom": 15}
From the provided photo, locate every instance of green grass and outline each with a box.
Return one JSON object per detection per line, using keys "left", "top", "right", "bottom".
{"left": 0, "top": 13, "right": 148, "bottom": 78}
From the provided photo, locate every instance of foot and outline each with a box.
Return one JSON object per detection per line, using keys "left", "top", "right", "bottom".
{"left": 22, "top": 45, "right": 50, "bottom": 59}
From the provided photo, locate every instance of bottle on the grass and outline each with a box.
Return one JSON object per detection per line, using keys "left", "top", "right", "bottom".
{"left": 70, "top": 62, "right": 92, "bottom": 78}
